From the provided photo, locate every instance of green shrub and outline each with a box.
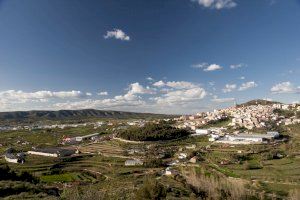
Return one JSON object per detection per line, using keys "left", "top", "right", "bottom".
{"left": 118, "top": 122, "right": 190, "bottom": 141}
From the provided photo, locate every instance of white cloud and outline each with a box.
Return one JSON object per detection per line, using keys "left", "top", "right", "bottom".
{"left": 204, "top": 64, "right": 222, "bottom": 71}
{"left": 166, "top": 81, "right": 197, "bottom": 89}
{"left": 230, "top": 63, "right": 246, "bottom": 69}
{"left": 192, "top": 0, "right": 237, "bottom": 9}
{"left": 153, "top": 80, "right": 165, "bottom": 87}
{"left": 191, "top": 62, "right": 208, "bottom": 68}
{"left": 154, "top": 87, "right": 207, "bottom": 105}
{"left": 263, "top": 98, "right": 273, "bottom": 101}
{"left": 153, "top": 80, "right": 198, "bottom": 89}
{"left": 238, "top": 81, "right": 258, "bottom": 91}
{"left": 239, "top": 76, "right": 245, "bottom": 80}
{"left": 0, "top": 90, "right": 90, "bottom": 103}
{"left": 98, "top": 91, "right": 108, "bottom": 96}
{"left": 211, "top": 97, "right": 235, "bottom": 103}
{"left": 127, "top": 82, "right": 155, "bottom": 95}
{"left": 271, "top": 82, "right": 300, "bottom": 94}
{"left": 222, "top": 84, "right": 237, "bottom": 93}
{"left": 54, "top": 97, "right": 144, "bottom": 111}
{"left": 104, "top": 29, "right": 130, "bottom": 41}
{"left": 146, "top": 77, "right": 154, "bottom": 81}
{"left": 0, "top": 81, "right": 209, "bottom": 114}
{"left": 192, "top": 63, "right": 223, "bottom": 72}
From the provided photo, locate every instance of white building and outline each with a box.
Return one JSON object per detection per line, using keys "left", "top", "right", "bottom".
{"left": 28, "top": 148, "right": 75, "bottom": 157}
{"left": 124, "top": 159, "right": 143, "bottom": 166}
{"left": 191, "top": 129, "right": 211, "bottom": 136}
{"left": 75, "top": 133, "right": 100, "bottom": 142}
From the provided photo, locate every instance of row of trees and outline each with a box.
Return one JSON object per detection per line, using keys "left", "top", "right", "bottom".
{"left": 118, "top": 122, "right": 190, "bottom": 141}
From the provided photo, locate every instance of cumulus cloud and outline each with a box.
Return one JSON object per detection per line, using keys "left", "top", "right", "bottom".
{"left": 0, "top": 81, "right": 208, "bottom": 114}
{"left": 192, "top": 0, "right": 237, "bottom": 9}
{"left": 98, "top": 91, "right": 108, "bottom": 96}
{"left": 271, "top": 82, "right": 300, "bottom": 94}
{"left": 127, "top": 82, "right": 155, "bottom": 95}
{"left": 104, "top": 29, "right": 130, "bottom": 41}
{"left": 192, "top": 63, "right": 223, "bottom": 72}
{"left": 230, "top": 63, "right": 246, "bottom": 69}
{"left": 152, "top": 80, "right": 206, "bottom": 105}
{"left": 154, "top": 87, "right": 206, "bottom": 105}
{"left": 238, "top": 81, "right": 258, "bottom": 91}
{"left": 222, "top": 84, "right": 237, "bottom": 93}
{"left": 239, "top": 76, "right": 245, "bottom": 80}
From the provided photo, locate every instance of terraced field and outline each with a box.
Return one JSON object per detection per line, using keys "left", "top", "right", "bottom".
{"left": 40, "top": 172, "right": 97, "bottom": 183}
{"left": 78, "top": 141, "right": 126, "bottom": 158}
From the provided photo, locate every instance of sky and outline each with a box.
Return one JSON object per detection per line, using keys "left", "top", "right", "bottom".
{"left": 0, "top": 0, "right": 299, "bottom": 114}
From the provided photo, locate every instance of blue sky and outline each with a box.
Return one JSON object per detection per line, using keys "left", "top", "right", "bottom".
{"left": 0, "top": 0, "right": 299, "bottom": 114}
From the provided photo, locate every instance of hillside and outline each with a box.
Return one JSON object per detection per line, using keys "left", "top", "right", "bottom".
{"left": 0, "top": 109, "right": 171, "bottom": 123}
{"left": 237, "top": 99, "right": 281, "bottom": 107}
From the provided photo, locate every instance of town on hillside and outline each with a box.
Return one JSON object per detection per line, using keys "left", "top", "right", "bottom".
{"left": 1, "top": 100, "right": 300, "bottom": 199}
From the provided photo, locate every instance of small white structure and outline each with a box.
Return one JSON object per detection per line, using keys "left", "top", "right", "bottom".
{"left": 5, "top": 155, "right": 19, "bottom": 163}
{"left": 209, "top": 134, "right": 220, "bottom": 142}
{"left": 178, "top": 153, "right": 187, "bottom": 159}
{"left": 185, "top": 144, "right": 196, "bottom": 149}
{"left": 191, "top": 129, "right": 211, "bottom": 136}
{"left": 75, "top": 133, "right": 100, "bottom": 142}
{"left": 164, "top": 167, "right": 178, "bottom": 176}
{"left": 124, "top": 159, "right": 143, "bottom": 166}
{"left": 267, "top": 131, "right": 280, "bottom": 139}
{"left": 167, "top": 160, "right": 179, "bottom": 166}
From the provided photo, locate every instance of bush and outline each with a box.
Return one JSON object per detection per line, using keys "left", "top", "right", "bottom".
{"left": 135, "top": 178, "right": 167, "bottom": 200}
{"left": 243, "top": 161, "right": 263, "bottom": 170}
{"left": 144, "top": 158, "right": 164, "bottom": 168}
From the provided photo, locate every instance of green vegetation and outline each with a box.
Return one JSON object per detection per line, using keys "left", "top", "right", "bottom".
{"left": 200, "top": 117, "right": 231, "bottom": 128}
{"left": 118, "top": 122, "right": 190, "bottom": 141}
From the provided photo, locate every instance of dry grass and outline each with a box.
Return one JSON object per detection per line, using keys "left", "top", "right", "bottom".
{"left": 289, "top": 189, "right": 300, "bottom": 200}
{"left": 182, "top": 168, "right": 253, "bottom": 200}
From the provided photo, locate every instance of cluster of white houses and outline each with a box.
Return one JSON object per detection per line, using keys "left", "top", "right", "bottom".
{"left": 177, "top": 102, "right": 300, "bottom": 131}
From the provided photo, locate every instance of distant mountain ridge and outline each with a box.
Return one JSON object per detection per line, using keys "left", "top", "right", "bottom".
{"left": 0, "top": 109, "right": 170, "bottom": 123}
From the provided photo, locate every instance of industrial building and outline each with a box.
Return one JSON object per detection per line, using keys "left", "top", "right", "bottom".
{"left": 28, "top": 148, "right": 75, "bottom": 157}
{"left": 215, "top": 132, "right": 280, "bottom": 144}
